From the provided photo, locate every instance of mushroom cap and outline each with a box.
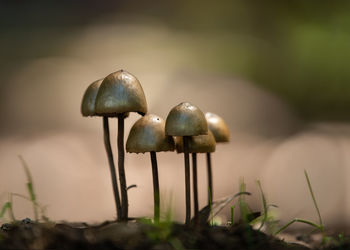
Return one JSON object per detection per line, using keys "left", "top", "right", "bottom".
{"left": 81, "top": 79, "right": 103, "bottom": 117}
{"left": 95, "top": 70, "right": 147, "bottom": 117}
{"left": 126, "top": 114, "right": 175, "bottom": 153}
{"left": 165, "top": 102, "right": 208, "bottom": 136}
{"left": 205, "top": 112, "right": 230, "bottom": 143}
{"left": 175, "top": 131, "right": 216, "bottom": 153}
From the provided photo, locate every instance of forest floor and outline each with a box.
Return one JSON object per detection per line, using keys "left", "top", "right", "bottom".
{"left": 1, "top": 218, "right": 348, "bottom": 250}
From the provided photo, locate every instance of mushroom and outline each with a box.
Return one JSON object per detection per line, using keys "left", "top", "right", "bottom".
{"left": 205, "top": 112, "right": 230, "bottom": 205}
{"left": 175, "top": 131, "right": 216, "bottom": 220}
{"left": 165, "top": 102, "right": 208, "bottom": 224}
{"left": 81, "top": 78, "right": 122, "bottom": 220}
{"left": 95, "top": 70, "right": 147, "bottom": 221}
{"left": 126, "top": 114, "right": 175, "bottom": 223}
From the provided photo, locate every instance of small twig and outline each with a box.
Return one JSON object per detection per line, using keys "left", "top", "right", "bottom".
{"left": 127, "top": 185, "right": 137, "bottom": 190}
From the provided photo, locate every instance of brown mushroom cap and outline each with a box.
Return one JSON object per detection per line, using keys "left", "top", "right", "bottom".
{"left": 95, "top": 70, "right": 147, "bottom": 117}
{"left": 175, "top": 131, "right": 216, "bottom": 153}
{"left": 205, "top": 112, "right": 230, "bottom": 143}
{"left": 81, "top": 79, "right": 103, "bottom": 117}
{"left": 165, "top": 102, "right": 208, "bottom": 136}
{"left": 126, "top": 114, "right": 175, "bottom": 153}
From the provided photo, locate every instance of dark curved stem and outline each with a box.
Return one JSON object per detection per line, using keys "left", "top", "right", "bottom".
{"left": 117, "top": 114, "right": 128, "bottom": 221}
{"left": 103, "top": 116, "right": 122, "bottom": 220}
{"left": 192, "top": 153, "right": 199, "bottom": 220}
{"left": 206, "top": 152, "right": 213, "bottom": 206}
{"left": 183, "top": 136, "right": 191, "bottom": 224}
{"left": 150, "top": 151, "right": 160, "bottom": 223}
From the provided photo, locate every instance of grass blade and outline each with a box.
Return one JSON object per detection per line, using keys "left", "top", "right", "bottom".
{"left": 274, "top": 218, "right": 322, "bottom": 235}
{"left": 0, "top": 202, "right": 11, "bottom": 219}
{"left": 0, "top": 194, "right": 16, "bottom": 222}
{"left": 230, "top": 205, "right": 235, "bottom": 225}
{"left": 304, "top": 170, "right": 323, "bottom": 231}
{"left": 238, "top": 178, "right": 253, "bottom": 223}
{"left": 11, "top": 193, "right": 30, "bottom": 201}
{"left": 256, "top": 180, "right": 267, "bottom": 231}
{"left": 18, "top": 155, "right": 38, "bottom": 221}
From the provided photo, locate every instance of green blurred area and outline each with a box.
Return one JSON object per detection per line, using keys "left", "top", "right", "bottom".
{"left": 1, "top": 0, "right": 350, "bottom": 121}
{"left": 159, "top": 0, "right": 350, "bottom": 121}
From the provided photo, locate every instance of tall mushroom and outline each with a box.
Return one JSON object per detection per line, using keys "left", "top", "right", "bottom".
{"left": 95, "top": 70, "right": 147, "bottom": 221}
{"left": 175, "top": 131, "right": 216, "bottom": 220}
{"left": 205, "top": 112, "right": 230, "bottom": 205}
{"left": 81, "top": 78, "right": 122, "bottom": 220}
{"left": 126, "top": 114, "right": 175, "bottom": 223}
{"left": 165, "top": 102, "right": 208, "bottom": 224}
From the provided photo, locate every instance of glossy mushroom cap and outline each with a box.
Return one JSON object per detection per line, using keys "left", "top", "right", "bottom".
{"left": 175, "top": 131, "right": 216, "bottom": 153}
{"left": 126, "top": 114, "right": 175, "bottom": 153}
{"left": 205, "top": 112, "right": 230, "bottom": 143}
{"left": 165, "top": 102, "right": 208, "bottom": 136}
{"left": 81, "top": 79, "right": 103, "bottom": 117}
{"left": 95, "top": 70, "right": 147, "bottom": 117}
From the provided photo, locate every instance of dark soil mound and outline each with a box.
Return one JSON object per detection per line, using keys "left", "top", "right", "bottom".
{"left": 0, "top": 218, "right": 310, "bottom": 250}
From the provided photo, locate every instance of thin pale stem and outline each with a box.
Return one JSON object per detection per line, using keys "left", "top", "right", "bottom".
{"left": 192, "top": 153, "right": 199, "bottom": 220}
{"left": 103, "top": 117, "right": 122, "bottom": 220}
{"left": 206, "top": 152, "right": 213, "bottom": 205}
{"left": 150, "top": 151, "right": 160, "bottom": 223}
{"left": 117, "top": 114, "right": 128, "bottom": 221}
{"left": 183, "top": 136, "right": 191, "bottom": 224}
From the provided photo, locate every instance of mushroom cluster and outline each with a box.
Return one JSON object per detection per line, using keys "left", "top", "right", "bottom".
{"left": 81, "top": 70, "right": 230, "bottom": 224}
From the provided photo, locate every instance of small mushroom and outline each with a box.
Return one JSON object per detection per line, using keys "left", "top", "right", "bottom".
{"left": 81, "top": 78, "right": 122, "bottom": 220}
{"left": 175, "top": 131, "right": 216, "bottom": 153}
{"left": 175, "top": 131, "right": 216, "bottom": 220}
{"left": 205, "top": 112, "right": 230, "bottom": 205}
{"left": 126, "top": 114, "right": 175, "bottom": 223}
{"left": 95, "top": 70, "right": 148, "bottom": 221}
{"left": 165, "top": 102, "right": 208, "bottom": 224}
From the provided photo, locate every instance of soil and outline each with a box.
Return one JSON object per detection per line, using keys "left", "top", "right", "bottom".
{"left": 0, "top": 218, "right": 316, "bottom": 250}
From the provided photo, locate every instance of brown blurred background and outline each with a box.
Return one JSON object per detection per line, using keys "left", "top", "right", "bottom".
{"left": 1, "top": 0, "right": 350, "bottom": 230}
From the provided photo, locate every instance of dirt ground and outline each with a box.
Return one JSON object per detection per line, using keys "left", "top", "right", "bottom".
{"left": 0, "top": 218, "right": 318, "bottom": 250}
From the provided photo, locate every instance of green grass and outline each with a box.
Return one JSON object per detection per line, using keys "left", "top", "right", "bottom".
{"left": 248, "top": 180, "right": 278, "bottom": 234}
{"left": 137, "top": 192, "right": 185, "bottom": 250}
{"left": 209, "top": 189, "right": 251, "bottom": 225}
{"left": 227, "top": 178, "right": 258, "bottom": 226}
{"left": 227, "top": 171, "right": 348, "bottom": 247}
{"left": 0, "top": 156, "right": 48, "bottom": 223}
{"left": 230, "top": 205, "right": 235, "bottom": 225}
{"left": 273, "top": 170, "right": 324, "bottom": 236}
{"left": 1, "top": 160, "right": 349, "bottom": 248}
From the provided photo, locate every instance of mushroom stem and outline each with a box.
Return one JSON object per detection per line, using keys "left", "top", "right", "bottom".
{"left": 150, "top": 151, "right": 160, "bottom": 223}
{"left": 206, "top": 152, "right": 213, "bottom": 206}
{"left": 103, "top": 116, "right": 122, "bottom": 220}
{"left": 117, "top": 114, "right": 128, "bottom": 221}
{"left": 183, "top": 136, "right": 191, "bottom": 224}
{"left": 192, "top": 153, "right": 199, "bottom": 220}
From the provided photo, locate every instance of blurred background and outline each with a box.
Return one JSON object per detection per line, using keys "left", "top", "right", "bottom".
{"left": 1, "top": 0, "right": 350, "bottom": 231}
